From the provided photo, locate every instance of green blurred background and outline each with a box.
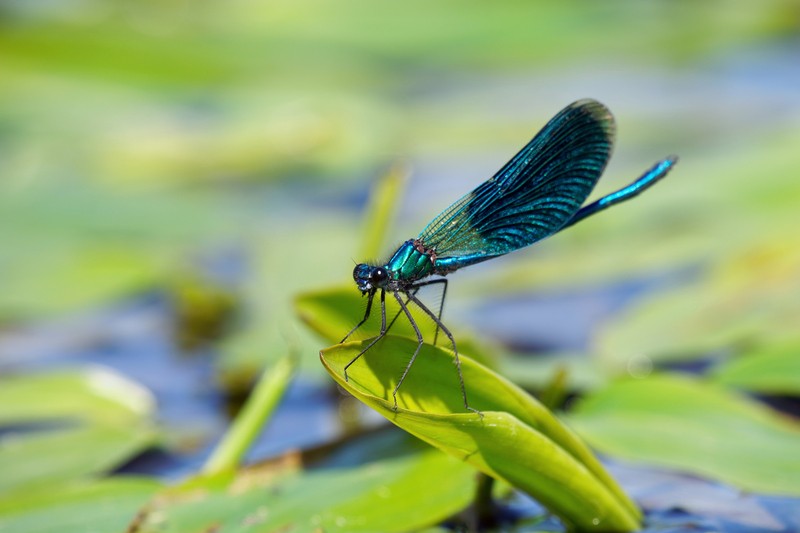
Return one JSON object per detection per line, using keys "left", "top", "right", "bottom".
{"left": 2, "top": 0, "right": 799, "bottom": 384}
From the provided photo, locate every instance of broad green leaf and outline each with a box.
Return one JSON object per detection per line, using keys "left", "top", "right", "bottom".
{"left": 0, "top": 181, "right": 240, "bottom": 319}
{"left": 321, "top": 337, "right": 640, "bottom": 531}
{"left": 596, "top": 239, "right": 800, "bottom": 368}
{"left": 0, "top": 367, "right": 155, "bottom": 426}
{"left": 711, "top": 339, "right": 800, "bottom": 395}
{"left": 0, "top": 368, "right": 158, "bottom": 496}
{"left": 0, "top": 425, "right": 156, "bottom": 495}
{"left": 568, "top": 374, "right": 800, "bottom": 495}
{"left": 0, "top": 243, "right": 166, "bottom": 319}
{"left": 137, "top": 447, "right": 475, "bottom": 533}
{"left": 0, "top": 477, "right": 162, "bottom": 533}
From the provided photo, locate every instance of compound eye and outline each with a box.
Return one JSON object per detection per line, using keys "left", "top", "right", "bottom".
{"left": 372, "top": 267, "right": 388, "bottom": 283}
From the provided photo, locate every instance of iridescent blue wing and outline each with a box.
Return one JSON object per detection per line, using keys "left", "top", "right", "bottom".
{"left": 418, "top": 99, "right": 615, "bottom": 272}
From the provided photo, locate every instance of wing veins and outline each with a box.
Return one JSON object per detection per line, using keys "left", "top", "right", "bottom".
{"left": 418, "top": 99, "right": 615, "bottom": 264}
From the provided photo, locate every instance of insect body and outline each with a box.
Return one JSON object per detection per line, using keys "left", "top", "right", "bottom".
{"left": 342, "top": 99, "right": 678, "bottom": 412}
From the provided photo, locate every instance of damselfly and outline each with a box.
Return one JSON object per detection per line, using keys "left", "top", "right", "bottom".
{"left": 342, "top": 99, "right": 677, "bottom": 412}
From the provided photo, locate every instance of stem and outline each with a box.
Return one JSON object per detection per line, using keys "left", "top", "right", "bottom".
{"left": 202, "top": 354, "right": 297, "bottom": 475}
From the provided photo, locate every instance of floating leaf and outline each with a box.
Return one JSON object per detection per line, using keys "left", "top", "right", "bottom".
{"left": 0, "top": 243, "right": 166, "bottom": 319}
{"left": 568, "top": 374, "right": 800, "bottom": 495}
{"left": 0, "top": 181, "right": 235, "bottom": 319}
{"left": 321, "top": 336, "right": 640, "bottom": 531}
{"left": 0, "top": 425, "right": 156, "bottom": 496}
{"left": 0, "top": 368, "right": 158, "bottom": 496}
{"left": 0, "top": 367, "right": 155, "bottom": 426}
{"left": 596, "top": 239, "right": 800, "bottom": 369}
{"left": 136, "top": 446, "right": 475, "bottom": 533}
{"left": 0, "top": 478, "right": 161, "bottom": 533}
{"left": 711, "top": 339, "right": 800, "bottom": 395}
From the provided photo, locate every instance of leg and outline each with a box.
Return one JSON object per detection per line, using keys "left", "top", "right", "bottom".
{"left": 383, "top": 279, "right": 446, "bottom": 339}
{"left": 433, "top": 279, "right": 447, "bottom": 345}
{"left": 340, "top": 289, "right": 376, "bottom": 343}
{"left": 343, "top": 287, "right": 417, "bottom": 345}
{"left": 406, "top": 291, "right": 477, "bottom": 414}
{"left": 392, "top": 290, "right": 425, "bottom": 410}
{"left": 344, "top": 289, "right": 386, "bottom": 381}
{"left": 384, "top": 287, "right": 418, "bottom": 334}
{"left": 411, "top": 278, "right": 448, "bottom": 345}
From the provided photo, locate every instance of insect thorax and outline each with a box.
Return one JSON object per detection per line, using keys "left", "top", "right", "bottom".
{"left": 385, "top": 239, "right": 435, "bottom": 282}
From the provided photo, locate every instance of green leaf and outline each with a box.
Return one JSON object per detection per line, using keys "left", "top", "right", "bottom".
{"left": 0, "top": 243, "right": 166, "bottom": 319}
{"left": 0, "top": 368, "right": 158, "bottom": 496}
{"left": 137, "top": 447, "right": 475, "bottom": 533}
{"left": 0, "top": 425, "right": 156, "bottom": 495}
{"left": 0, "top": 181, "right": 237, "bottom": 319}
{"left": 568, "top": 373, "right": 800, "bottom": 495}
{"left": 320, "top": 336, "right": 640, "bottom": 531}
{"left": 596, "top": 239, "right": 800, "bottom": 368}
{"left": 711, "top": 338, "right": 800, "bottom": 395}
{"left": 0, "top": 367, "right": 155, "bottom": 426}
{"left": 0, "top": 478, "right": 161, "bottom": 533}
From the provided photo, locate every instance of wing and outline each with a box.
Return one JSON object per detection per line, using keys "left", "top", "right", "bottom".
{"left": 418, "top": 99, "right": 615, "bottom": 270}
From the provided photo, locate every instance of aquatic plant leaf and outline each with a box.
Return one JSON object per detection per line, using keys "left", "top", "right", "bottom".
{"left": 0, "top": 243, "right": 165, "bottom": 319}
{"left": 596, "top": 239, "right": 800, "bottom": 369}
{"left": 0, "top": 478, "right": 161, "bottom": 533}
{"left": 134, "top": 447, "right": 475, "bottom": 533}
{"left": 0, "top": 425, "right": 156, "bottom": 495}
{"left": 711, "top": 339, "right": 800, "bottom": 395}
{"left": 0, "top": 368, "right": 157, "bottom": 495}
{"left": 568, "top": 374, "right": 800, "bottom": 496}
{"left": 0, "top": 367, "right": 155, "bottom": 426}
{"left": 321, "top": 336, "right": 640, "bottom": 531}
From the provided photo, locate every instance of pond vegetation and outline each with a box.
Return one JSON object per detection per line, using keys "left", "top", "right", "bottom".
{"left": 1, "top": 1, "right": 799, "bottom": 531}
